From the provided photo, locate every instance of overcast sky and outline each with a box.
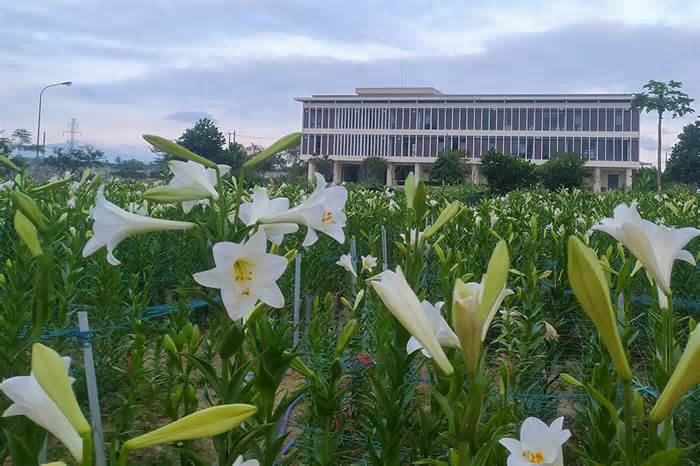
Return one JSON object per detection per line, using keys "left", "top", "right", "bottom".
{"left": 1, "top": 0, "right": 699, "bottom": 162}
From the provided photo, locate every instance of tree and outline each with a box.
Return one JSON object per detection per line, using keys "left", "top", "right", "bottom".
{"left": 632, "top": 166, "right": 658, "bottom": 191}
{"left": 360, "top": 156, "right": 387, "bottom": 183}
{"left": 0, "top": 137, "right": 11, "bottom": 155}
{"left": 665, "top": 119, "right": 700, "bottom": 188}
{"left": 480, "top": 149, "right": 537, "bottom": 194}
{"left": 632, "top": 80, "right": 694, "bottom": 193}
{"left": 11, "top": 128, "right": 32, "bottom": 150}
{"left": 45, "top": 145, "right": 104, "bottom": 170}
{"left": 430, "top": 150, "right": 468, "bottom": 185}
{"left": 177, "top": 117, "right": 228, "bottom": 165}
{"left": 537, "top": 153, "right": 585, "bottom": 190}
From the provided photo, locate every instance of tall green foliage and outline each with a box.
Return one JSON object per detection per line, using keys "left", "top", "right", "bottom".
{"left": 429, "top": 150, "right": 468, "bottom": 185}
{"left": 632, "top": 80, "right": 694, "bottom": 192}
{"left": 537, "top": 153, "right": 585, "bottom": 190}
{"left": 665, "top": 120, "right": 700, "bottom": 188}
{"left": 176, "top": 117, "right": 228, "bottom": 165}
{"left": 480, "top": 149, "right": 537, "bottom": 194}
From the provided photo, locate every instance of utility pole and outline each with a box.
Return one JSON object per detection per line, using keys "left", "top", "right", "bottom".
{"left": 63, "top": 118, "right": 82, "bottom": 151}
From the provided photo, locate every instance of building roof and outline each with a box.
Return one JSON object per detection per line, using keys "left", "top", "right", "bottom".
{"left": 295, "top": 87, "right": 635, "bottom": 103}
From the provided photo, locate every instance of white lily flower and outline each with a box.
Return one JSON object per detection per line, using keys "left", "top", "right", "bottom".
{"left": 167, "top": 160, "right": 231, "bottom": 213}
{"left": 193, "top": 231, "right": 288, "bottom": 321}
{"left": 406, "top": 301, "right": 460, "bottom": 357}
{"left": 388, "top": 199, "right": 399, "bottom": 211}
{"left": 0, "top": 180, "right": 14, "bottom": 191}
{"left": 293, "top": 172, "right": 347, "bottom": 247}
{"left": 0, "top": 358, "right": 83, "bottom": 462}
{"left": 591, "top": 201, "right": 700, "bottom": 297}
{"left": 238, "top": 186, "right": 301, "bottom": 245}
{"left": 490, "top": 212, "right": 499, "bottom": 228}
{"left": 82, "top": 186, "right": 195, "bottom": 266}
{"left": 361, "top": 255, "right": 378, "bottom": 273}
{"left": 336, "top": 253, "right": 357, "bottom": 278}
{"left": 500, "top": 416, "right": 571, "bottom": 466}
{"left": 232, "top": 455, "right": 259, "bottom": 466}
{"left": 66, "top": 197, "right": 77, "bottom": 209}
{"left": 369, "top": 267, "right": 453, "bottom": 375}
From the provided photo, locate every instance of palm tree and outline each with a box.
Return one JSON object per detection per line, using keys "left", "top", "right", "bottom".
{"left": 632, "top": 80, "right": 694, "bottom": 193}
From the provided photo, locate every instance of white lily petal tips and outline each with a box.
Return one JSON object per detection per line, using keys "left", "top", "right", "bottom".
{"left": 369, "top": 267, "right": 453, "bottom": 375}
{"left": 296, "top": 173, "right": 348, "bottom": 247}
{"left": 193, "top": 231, "right": 288, "bottom": 321}
{"left": 591, "top": 201, "right": 700, "bottom": 297}
{"left": 405, "top": 301, "right": 460, "bottom": 358}
{"left": 238, "top": 186, "right": 300, "bottom": 244}
{"left": 232, "top": 455, "right": 260, "bottom": 466}
{"left": 336, "top": 253, "right": 357, "bottom": 278}
{"left": 0, "top": 360, "right": 83, "bottom": 462}
{"left": 361, "top": 255, "right": 378, "bottom": 273}
{"left": 82, "top": 186, "right": 196, "bottom": 265}
{"left": 167, "top": 160, "right": 231, "bottom": 213}
{"left": 499, "top": 416, "right": 571, "bottom": 466}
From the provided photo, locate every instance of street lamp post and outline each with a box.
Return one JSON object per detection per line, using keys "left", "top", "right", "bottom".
{"left": 36, "top": 81, "right": 72, "bottom": 159}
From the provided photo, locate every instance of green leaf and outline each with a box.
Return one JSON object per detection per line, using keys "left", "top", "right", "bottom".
{"left": 642, "top": 448, "right": 687, "bottom": 466}
{"left": 242, "top": 132, "right": 301, "bottom": 169}
{"left": 143, "top": 134, "right": 217, "bottom": 168}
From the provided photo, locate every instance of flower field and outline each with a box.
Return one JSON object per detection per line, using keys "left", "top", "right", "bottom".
{"left": 0, "top": 138, "right": 699, "bottom": 466}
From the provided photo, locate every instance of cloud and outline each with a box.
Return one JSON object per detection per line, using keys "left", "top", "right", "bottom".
{"left": 1, "top": 0, "right": 699, "bottom": 164}
{"left": 165, "top": 111, "right": 212, "bottom": 123}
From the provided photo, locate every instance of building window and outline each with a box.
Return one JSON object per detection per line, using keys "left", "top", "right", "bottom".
{"left": 574, "top": 109, "right": 582, "bottom": 131}
{"left": 606, "top": 109, "right": 615, "bottom": 132}
{"left": 614, "top": 109, "right": 623, "bottom": 131}
{"left": 542, "top": 137, "right": 550, "bottom": 160}
{"left": 497, "top": 108, "right": 504, "bottom": 130}
{"left": 558, "top": 109, "right": 566, "bottom": 131}
{"left": 512, "top": 109, "right": 520, "bottom": 131}
{"left": 482, "top": 109, "right": 490, "bottom": 130}
{"left": 534, "top": 137, "right": 542, "bottom": 159}
{"left": 490, "top": 108, "right": 498, "bottom": 130}
{"left": 631, "top": 110, "right": 640, "bottom": 132}
{"left": 526, "top": 109, "right": 535, "bottom": 131}
{"left": 534, "top": 108, "right": 542, "bottom": 131}
{"left": 438, "top": 108, "right": 446, "bottom": 129}
{"left": 504, "top": 109, "right": 512, "bottom": 130}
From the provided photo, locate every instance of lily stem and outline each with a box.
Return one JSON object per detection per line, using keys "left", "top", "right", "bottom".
{"left": 622, "top": 381, "right": 634, "bottom": 465}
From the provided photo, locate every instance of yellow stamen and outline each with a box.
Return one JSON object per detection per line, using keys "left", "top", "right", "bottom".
{"left": 321, "top": 211, "right": 334, "bottom": 224}
{"left": 522, "top": 450, "right": 544, "bottom": 463}
{"left": 233, "top": 259, "right": 254, "bottom": 283}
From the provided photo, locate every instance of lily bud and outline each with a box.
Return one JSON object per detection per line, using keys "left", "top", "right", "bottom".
{"left": 14, "top": 210, "right": 43, "bottom": 257}
{"left": 649, "top": 327, "right": 700, "bottom": 423}
{"left": 11, "top": 191, "right": 47, "bottom": 231}
{"left": 424, "top": 201, "right": 461, "bottom": 239}
{"left": 0, "top": 155, "right": 20, "bottom": 172}
{"left": 335, "top": 319, "right": 358, "bottom": 357}
{"left": 32, "top": 178, "right": 71, "bottom": 193}
{"left": 290, "top": 357, "right": 316, "bottom": 379}
{"left": 143, "top": 134, "right": 217, "bottom": 169}
{"left": 122, "top": 404, "right": 256, "bottom": 452}
{"left": 143, "top": 186, "right": 215, "bottom": 202}
{"left": 567, "top": 237, "right": 632, "bottom": 382}
{"left": 452, "top": 240, "right": 512, "bottom": 377}
{"left": 31, "top": 344, "right": 91, "bottom": 435}
{"left": 452, "top": 279, "right": 484, "bottom": 377}
{"left": 242, "top": 132, "right": 301, "bottom": 169}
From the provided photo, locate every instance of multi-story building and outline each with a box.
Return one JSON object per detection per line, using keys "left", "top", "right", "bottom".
{"left": 296, "top": 87, "right": 641, "bottom": 191}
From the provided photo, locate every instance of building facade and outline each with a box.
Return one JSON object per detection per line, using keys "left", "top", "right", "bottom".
{"left": 296, "top": 87, "right": 641, "bottom": 191}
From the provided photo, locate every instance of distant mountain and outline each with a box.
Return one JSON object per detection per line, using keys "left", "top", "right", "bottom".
{"left": 12, "top": 142, "right": 157, "bottom": 163}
